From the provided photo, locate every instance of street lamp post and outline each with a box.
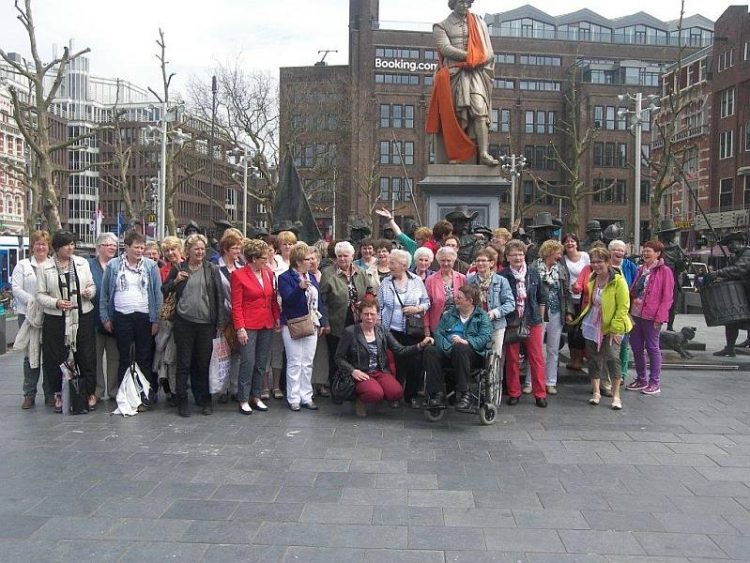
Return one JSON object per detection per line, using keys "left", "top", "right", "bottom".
{"left": 500, "top": 154, "right": 527, "bottom": 228}
{"left": 617, "top": 92, "right": 660, "bottom": 253}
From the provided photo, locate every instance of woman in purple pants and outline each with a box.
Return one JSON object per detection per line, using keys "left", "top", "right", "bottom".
{"left": 626, "top": 240, "right": 674, "bottom": 395}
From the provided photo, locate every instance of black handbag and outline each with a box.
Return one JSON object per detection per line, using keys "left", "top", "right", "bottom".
{"left": 65, "top": 360, "right": 89, "bottom": 415}
{"left": 331, "top": 368, "right": 356, "bottom": 405}
{"left": 392, "top": 279, "right": 424, "bottom": 338}
{"left": 504, "top": 314, "right": 530, "bottom": 344}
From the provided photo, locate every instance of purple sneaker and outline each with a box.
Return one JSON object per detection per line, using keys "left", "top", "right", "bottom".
{"left": 641, "top": 383, "right": 661, "bottom": 395}
{"left": 625, "top": 380, "right": 648, "bottom": 392}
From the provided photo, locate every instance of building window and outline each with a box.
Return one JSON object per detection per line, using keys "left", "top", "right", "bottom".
{"left": 616, "top": 143, "right": 628, "bottom": 167}
{"left": 519, "top": 80, "right": 560, "bottom": 91}
{"left": 718, "top": 49, "right": 735, "bottom": 72}
{"left": 641, "top": 144, "right": 650, "bottom": 167}
{"left": 720, "top": 88, "right": 735, "bottom": 118}
{"left": 374, "top": 73, "right": 420, "bottom": 85}
{"left": 375, "top": 47, "right": 419, "bottom": 59}
{"left": 424, "top": 49, "right": 438, "bottom": 60}
{"left": 380, "top": 141, "right": 414, "bottom": 165}
{"left": 523, "top": 145, "right": 556, "bottom": 170}
{"left": 719, "top": 130, "right": 734, "bottom": 160}
{"left": 519, "top": 54, "right": 561, "bottom": 66}
{"left": 593, "top": 178, "right": 627, "bottom": 204}
{"left": 494, "top": 53, "right": 515, "bottom": 64}
{"left": 379, "top": 104, "right": 415, "bottom": 128}
{"left": 593, "top": 105, "right": 604, "bottom": 129}
{"left": 493, "top": 79, "right": 515, "bottom": 89}
{"left": 379, "top": 177, "right": 389, "bottom": 201}
{"left": 744, "top": 176, "right": 750, "bottom": 206}
{"left": 640, "top": 180, "right": 651, "bottom": 204}
{"left": 522, "top": 180, "right": 534, "bottom": 204}
{"left": 491, "top": 109, "right": 511, "bottom": 133}
{"left": 746, "top": 120, "right": 750, "bottom": 151}
{"left": 720, "top": 178, "right": 733, "bottom": 209}
{"left": 606, "top": 106, "right": 615, "bottom": 130}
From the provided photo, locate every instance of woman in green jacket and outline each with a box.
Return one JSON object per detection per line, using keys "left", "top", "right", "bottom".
{"left": 574, "top": 247, "right": 632, "bottom": 410}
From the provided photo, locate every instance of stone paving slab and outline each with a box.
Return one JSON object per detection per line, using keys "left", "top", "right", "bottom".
{"left": 0, "top": 340, "right": 749, "bottom": 562}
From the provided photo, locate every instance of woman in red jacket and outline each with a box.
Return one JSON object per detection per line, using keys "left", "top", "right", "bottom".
{"left": 231, "top": 239, "right": 280, "bottom": 415}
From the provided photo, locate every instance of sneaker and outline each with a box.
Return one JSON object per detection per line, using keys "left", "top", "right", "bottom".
{"left": 522, "top": 385, "right": 532, "bottom": 394}
{"left": 641, "top": 383, "right": 661, "bottom": 395}
{"left": 600, "top": 385, "right": 613, "bottom": 398}
{"left": 301, "top": 401, "right": 318, "bottom": 410}
{"left": 260, "top": 389, "right": 271, "bottom": 400}
{"left": 713, "top": 348, "right": 736, "bottom": 357}
{"left": 625, "top": 380, "right": 648, "bottom": 392}
{"left": 546, "top": 385, "right": 557, "bottom": 395}
{"left": 289, "top": 403, "right": 301, "bottom": 412}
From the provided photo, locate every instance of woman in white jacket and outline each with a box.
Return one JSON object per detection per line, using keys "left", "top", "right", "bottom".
{"left": 11, "top": 230, "right": 51, "bottom": 409}
{"left": 36, "top": 231, "right": 97, "bottom": 413}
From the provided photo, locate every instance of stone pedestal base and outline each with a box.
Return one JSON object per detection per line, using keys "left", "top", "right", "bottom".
{"left": 418, "top": 164, "right": 509, "bottom": 227}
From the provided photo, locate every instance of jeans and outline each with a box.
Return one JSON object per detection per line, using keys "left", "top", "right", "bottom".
{"left": 174, "top": 316, "right": 214, "bottom": 405}
{"left": 630, "top": 316, "right": 662, "bottom": 386}
{"left": 544, "top": 312, "right": 563, "bottom": 386}
{"left": 113, "top": 311, "right": 154, "bottom": 388}
{"left": 95, "top": 330, "right": 120, "bottom": 399}
{"left": 505, "top": 323, "right": 546, "bottom": 399}
{"left": 18, "top": 314, "right": 47, "bottom": 398}
{"left": 238, "top": 328, "right": 272, "bottom": 403}
{"left": 282, "top": 326, "right": 316, "bottom": 406}
{"left": 356, "top": 370, "right": 404, "bottom": 403}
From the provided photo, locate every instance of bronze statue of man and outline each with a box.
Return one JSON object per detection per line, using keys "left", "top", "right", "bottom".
{"left": 427, "top": 0, "right": 497, "bottom": 166}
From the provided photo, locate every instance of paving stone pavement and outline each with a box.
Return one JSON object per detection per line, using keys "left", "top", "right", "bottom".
{"left": 0, "top": 341, "right": 750, "bottom": 562}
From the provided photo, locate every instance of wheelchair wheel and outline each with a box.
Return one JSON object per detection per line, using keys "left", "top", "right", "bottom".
{"left": 424, "top": 407, "right": 446, "bottom": 422}
{"left": 484, "top": 353, "right": 503, "bottom": 407}
{"left": 479, "top": 403, "right": 498, "bottom": 425}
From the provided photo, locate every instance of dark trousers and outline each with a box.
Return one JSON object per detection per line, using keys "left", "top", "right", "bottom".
{"left": 18, "top": 314, "right": 48, "bottom": 399}
{"left": 326, "top": 333, "right": 341, "bottom": 384}
{"left": 174, "top": 315, "right": 214, "bottom": 406}
{"left": 42, "top": 311, "right": 96, "bottom": 396}
{"left": 391, "top": 330, "right": 423, "bottom": 400}
{"left": 423, "top": 342, "right": 482, "bottom": 394}
{"left": 113, "top": 311, "right": 154, "bottom": 388}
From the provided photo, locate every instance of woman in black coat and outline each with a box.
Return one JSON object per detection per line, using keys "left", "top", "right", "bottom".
{"left": 335, "top": 295, "right": 431, "bottom": 417}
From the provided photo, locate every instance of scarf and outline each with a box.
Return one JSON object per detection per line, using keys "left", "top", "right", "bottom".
{"left": 55, "top": 256, "right": 79, "bottom": 353}
{"left": 117, "top": 254, "right": 147, "bottom": 296}
{"left": 476, "top": 272, "right": 493, "bottom": 311}
{"left": 510, "top": 262, "right": 527, "bottom": 318}
{"left": 536, "top": 258, "right": 559, "bottom": 288}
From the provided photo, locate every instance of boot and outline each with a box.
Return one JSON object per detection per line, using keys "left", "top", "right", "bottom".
{"left": 177, "top": 396, "right": 191, "bottom": 417}
{"left": 475, "top": 122, "right": 499, "bottom": 166}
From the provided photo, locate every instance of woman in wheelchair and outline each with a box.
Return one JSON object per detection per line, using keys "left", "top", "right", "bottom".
{"left": 335, "top": 296, "right": 432, "bottom": 417}
{"left": 423, "top": 285, "right": 493, "bottom": 411}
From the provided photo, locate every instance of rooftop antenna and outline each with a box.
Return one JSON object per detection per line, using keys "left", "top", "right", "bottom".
{"left": 315, "top": 49, "right": 338, "bottom": 66}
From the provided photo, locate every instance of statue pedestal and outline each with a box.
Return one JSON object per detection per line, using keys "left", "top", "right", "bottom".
{"left": 418, "top": 164, "right": 510, "bottom": 227}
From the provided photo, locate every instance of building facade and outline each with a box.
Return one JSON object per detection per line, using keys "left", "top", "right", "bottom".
{"left": 280, "top": 0, "right": 712, "bottom": 239}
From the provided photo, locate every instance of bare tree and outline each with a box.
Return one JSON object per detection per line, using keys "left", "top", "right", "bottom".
{"left": 0, "top": 0, "right": 94, "bottom": 232}
{"left": 644, "top": 1, "right": 692, "bottom": 231}
{"left": 528, "top": 64, "right": 608, "bottom": 233}
{"left": 189, "top": 61, "right": 279, "bottom": 227}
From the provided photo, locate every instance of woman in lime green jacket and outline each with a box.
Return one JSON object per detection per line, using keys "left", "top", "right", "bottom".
{"left": 573, "top": 247, "right": 632, "bottom": 410}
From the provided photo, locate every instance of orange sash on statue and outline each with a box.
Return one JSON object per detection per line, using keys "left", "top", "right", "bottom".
{"left": 425, "top": 11, "right": 486, "bottom": 162}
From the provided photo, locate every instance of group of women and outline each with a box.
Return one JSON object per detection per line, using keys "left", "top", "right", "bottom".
{"left": 12, "top": 222, "right": 674, "bottom": 418}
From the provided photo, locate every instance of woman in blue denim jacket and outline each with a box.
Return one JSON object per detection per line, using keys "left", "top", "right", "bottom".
{"left": 466, "top": 248, "right": 515, "bottom": 357}
{"left": 500, "top": 239, "right": 549, "bottom": 408}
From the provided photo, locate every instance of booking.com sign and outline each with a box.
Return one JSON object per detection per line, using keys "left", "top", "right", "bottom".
{"left": 374, "top": 58, "right": 439, "bottom": 72}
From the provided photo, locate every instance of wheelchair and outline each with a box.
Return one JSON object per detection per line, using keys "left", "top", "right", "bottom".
{"left": 423, "top": 350, "right": 503, "bottom": 425}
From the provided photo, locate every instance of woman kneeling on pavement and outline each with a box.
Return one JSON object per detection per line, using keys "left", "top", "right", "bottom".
{"left": 573, "top": 247, "right": 632, "bottom": 410}
{"left": 335, "top": 296, "right": 431, "bottom": 417}
{"left": 422, "top": 284, "right": 493, "bottom": 410}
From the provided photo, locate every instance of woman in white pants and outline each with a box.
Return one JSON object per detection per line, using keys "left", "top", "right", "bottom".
{"left": 278, "top": 243, "right": 329, "bottom": 411}
{"left": 534, "top": 240, "right": 575, "bottom": 394}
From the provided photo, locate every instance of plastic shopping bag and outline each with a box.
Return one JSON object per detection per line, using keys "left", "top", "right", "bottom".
{"left": 113, "top": 362, "right": 152, "bottom": 417}
{"left": 209, "top": 336, "right": 232, "bottom": 395}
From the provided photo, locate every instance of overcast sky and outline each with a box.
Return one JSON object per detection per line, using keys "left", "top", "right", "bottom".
{"left": 0, "top": 0, "right": 733, "bottom": 98}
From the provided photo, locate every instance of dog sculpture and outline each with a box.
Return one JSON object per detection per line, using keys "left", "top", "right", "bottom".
{"left": 659, "top": 326, "right": 697, "bottom": 359}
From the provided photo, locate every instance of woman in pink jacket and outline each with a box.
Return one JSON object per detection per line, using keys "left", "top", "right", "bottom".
{"left": 424, "top": 246, "right": 466, "bottom": 336}
{"left": 627, "top": 240, "right": 674, "bottom": 395}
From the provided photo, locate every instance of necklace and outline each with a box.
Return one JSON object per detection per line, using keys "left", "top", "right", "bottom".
{"left": 596, "top": 274, "right": 609, "bottom": 288}
{"left": 188, "top": 262, "right": 202, "bottom": 272}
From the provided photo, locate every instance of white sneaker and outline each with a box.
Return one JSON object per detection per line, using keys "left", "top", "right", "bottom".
{"left": 522, "top": 385, "right": 532, "bottom": 394}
